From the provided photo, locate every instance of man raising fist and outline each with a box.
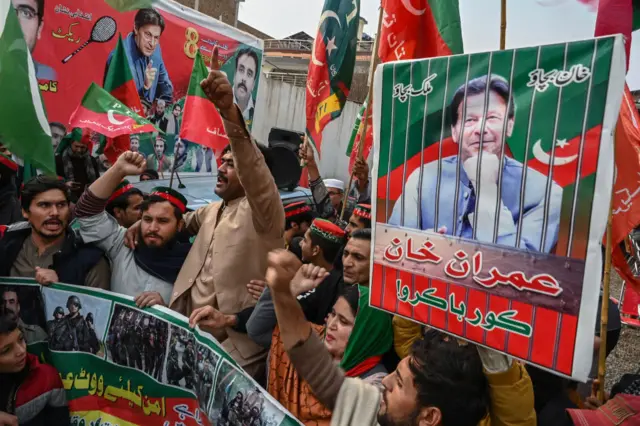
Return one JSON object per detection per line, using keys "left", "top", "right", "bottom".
{"left": 74, "top": 151, "right": 191, "bottom": 308}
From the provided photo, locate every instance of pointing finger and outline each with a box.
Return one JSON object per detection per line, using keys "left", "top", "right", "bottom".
{"left": 211, "top": 47, "right": 220, "bottom": 71}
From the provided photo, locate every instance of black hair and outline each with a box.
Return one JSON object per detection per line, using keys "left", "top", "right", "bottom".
{"left": 221, "top": 143, "right": 274, "bottom": 175}
{"left": 284, "top": 206, "right": 314, "bottom": 231}
{"left": 449, "top": 75, "right": 515, "bottom": 127}
{"left": 49, "top": 122, "right": 66, "bottom": 133}
{"left": 338, "top": 284, "right": 360, "bottom": 317}
{"left": 173, "top": 103, "right": 182, "bottom": 111}
{"left": 235, "top": 48, "right": 259, "bottom": 78}
{"left": 134, "top": 8, "right": 165, "bottom": 34}
{"left": 350, "top": 228, "right": 371, "bottom": 241}
{"left": 141, "top": 169, "right": 159, "bottom": 180}
{"left": 309, "top": 229, "right": 345, "bottom": 264}
{"left": 154, "top": 137, "right": 167, "bottom": 153}
{"left": 106, "top": 188, "right": 144, "bottom": 216}
{"left": 0, "top": 312, "right": 18, "bottom": 336}
{"left": 36, "top": 0, "right": 44, "bottom": 23}
{"left": 21, "top": 176, "right": 70, "bottom": 212}
{"left": 140, "top": 195, "right": 183, "bottom": 221}
{"left": 351, "top": 214, "right": 371, "bottom": 229}
{"left": 0, "top": 286, "right": 18, "bottom": 300}
{"left": 408, "top": 330, "right": 490, "bottom": 425}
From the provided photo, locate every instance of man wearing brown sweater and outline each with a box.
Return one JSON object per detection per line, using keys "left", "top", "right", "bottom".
{"left": 264, "top": 249, "right": 537, "bottom": 426}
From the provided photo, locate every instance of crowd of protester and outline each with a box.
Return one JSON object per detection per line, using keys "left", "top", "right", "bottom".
{"left": 0, "top": 59, "right": 634, "bottom": 426}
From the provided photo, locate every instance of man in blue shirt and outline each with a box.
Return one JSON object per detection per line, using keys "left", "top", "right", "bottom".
{"left": 389, "top": 75, "right": 562, "bottom": 253}
{"left": 106, "top": 8, "right": 173, "bottom": 104}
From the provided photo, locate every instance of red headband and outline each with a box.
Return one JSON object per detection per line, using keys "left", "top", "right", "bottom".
{"left": 151, "top": 191, "right": 187, "bottom": 213}
{"left": 107, "top": 184, "right": 134, "bottom": 205}
{"left": 285, "top": 206, "right": 311, "bottom": 218}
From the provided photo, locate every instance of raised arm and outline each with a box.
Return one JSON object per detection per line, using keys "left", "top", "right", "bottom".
{"left": 200, "top": 49, "right": 284, "bottom": 237}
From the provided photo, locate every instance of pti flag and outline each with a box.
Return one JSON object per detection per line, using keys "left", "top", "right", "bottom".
{"left": 371, "top": 36, "right": 625, "bottom": 379}
{"left": 305, "top": 0, "right": 360, "bottom": 155}
{"left": 346, "top": 99, "right": 372, "bottom": 174}
{"left": 179, "top": 51, "right": 228, "bottom": 161}
{"left": 69, "top": 83, "right": 160, "bottom": 138}
{"left": 596, "top": 0, "right": 640, "bottom": 291}
{"left": 348, "top": 0, "right": 464, "bottom": 172}
{"left": 101, "top": 34, "right": 144, "bottom": 163}
{"left": 0, "top": 1, "right": 55, "bottom": 174}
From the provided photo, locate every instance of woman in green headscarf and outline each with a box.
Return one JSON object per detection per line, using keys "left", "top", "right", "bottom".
{"left": 267, "top": 284, "right": 393, "bottom": 425}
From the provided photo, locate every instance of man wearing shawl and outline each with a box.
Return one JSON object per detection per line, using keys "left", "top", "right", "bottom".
{"left": 75, "top": 151, "right": 191, "bottom": 308}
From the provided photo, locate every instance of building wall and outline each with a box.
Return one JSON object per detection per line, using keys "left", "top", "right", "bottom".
{"left": 174, "top": 0, "right": 238, "bottom": 26}
{"left": 252, "top": 75, "right": 363, "bottom": 183}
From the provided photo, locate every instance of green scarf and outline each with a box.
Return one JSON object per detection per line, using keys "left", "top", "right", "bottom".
{"left": 339, "top": 285, "right": 394, "bottom": 372}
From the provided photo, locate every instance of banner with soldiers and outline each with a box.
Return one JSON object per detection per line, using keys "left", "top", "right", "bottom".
{"left": 370, "top": 36, "right": 626, "bottom": 380}
{"left": 0, "top": 278, "right": 301, "bottom": 426}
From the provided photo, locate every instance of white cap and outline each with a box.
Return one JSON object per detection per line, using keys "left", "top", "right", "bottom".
{"left": 323, "top": 179, "right": 345, "bottom": 192}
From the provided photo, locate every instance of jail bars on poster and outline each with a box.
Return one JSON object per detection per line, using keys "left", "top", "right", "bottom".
{"left": 370, "top": 36, "right": 625, "bottom": 380}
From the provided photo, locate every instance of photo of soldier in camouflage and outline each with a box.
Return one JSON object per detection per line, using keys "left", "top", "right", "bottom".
{"left": 106, "top": 304, "right": 168, "bottom": 382}
{"left": 47, "top": 295, "right": 100, "bottom": 355}
{"left": 195, "top": 343, "right": 220, "bottom": 416}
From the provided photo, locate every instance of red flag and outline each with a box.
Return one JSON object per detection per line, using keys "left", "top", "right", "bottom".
{"left": 102, "top": 35, "right": 144, "bottom": 163}
{"left": 595, "top": 1, "right": 640, "bottom": 289}
{"left": 348, "top": 102, "right": 373, "bottom": 174}
{"left": 180, "top": 52, "right": 228, "bottom": 165}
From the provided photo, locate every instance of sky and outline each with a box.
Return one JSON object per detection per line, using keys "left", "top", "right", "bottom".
{"left": 238, "top": 0, "right": 640, "bottom": 89}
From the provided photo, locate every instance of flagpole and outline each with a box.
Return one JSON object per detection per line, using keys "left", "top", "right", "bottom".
{"left": 339, "top": 5, "right": 384, "bottom": 222}
{"left": 597, "top": 123, "right": 617, "bottom": 401}
{"left": 500, "top": 0, "right": 507, "bottom": 50}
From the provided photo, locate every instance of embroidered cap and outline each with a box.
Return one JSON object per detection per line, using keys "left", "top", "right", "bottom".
{"left": 284, "top": 201, "right": 312, "bottom": 219}
{"left": 107, "top": 180, "right": 135, "bottom": 205}
{"left": 567, "top": 394, "right": 640, "bottom": 425}
{"left": 150, "top": 187, "right": 187, "bottom": 213}
{"left": 353, "top": 204, "right": 371, "bottom": 220}
{"left": 310, "top": 218, "right": 346, "bottom": 244}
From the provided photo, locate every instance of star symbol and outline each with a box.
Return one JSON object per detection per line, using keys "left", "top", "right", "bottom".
{"left": 556, "top": 138, "right": 569, "bottom": 149}
{"left": 326, "top": 36, "right": 338, "bottom": 56}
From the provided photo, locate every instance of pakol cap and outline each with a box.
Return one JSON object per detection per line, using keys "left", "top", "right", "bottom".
{"left": 310, "top": 218, "right": 346, "bottom": 244}
{"left": 353, "top": 204, "right": 371, "bottom": 220}
{"left": 150, "top": 187, "right": 187, "bottom": 213}
{"left": 107, "top": 179, "right": 135, "bottom": 205}
{"left": 284, "top": 201, "right": 312, "bottom": 219}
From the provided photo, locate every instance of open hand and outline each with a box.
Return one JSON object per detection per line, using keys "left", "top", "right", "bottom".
{"left": 124, "top": 220, "right": 141, "bottom": 249}
{"left": 189, "top": 305, "right": 228, "bottom": 329}
{"left": 134, "top": 291, "right": 166, "bottom": 308}
{"left": 247, "top": 280, "right": 266, "bottom": 301}
{"left": 200, "top": 48, "right": 234, "bottom": 116}
{"left": 34, "top": 267, "right": 58, "bottom": 286}
{"left": 115, "top": 151, "right": 147, "bottom": 176}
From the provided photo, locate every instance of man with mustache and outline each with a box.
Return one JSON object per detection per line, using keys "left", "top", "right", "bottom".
{"left": 232, "top": 48, "right": 259, "bottom": 125}
{"left": 128, "top": 49, "right": 284, "bottom": 379}
{"left": 55, "top": 129, "right": 100, "bottom": 201}
{"left": 389, "top": 74, "right": 562, "bottom": 253}
{"left": 106, "top": 8, "right": 173, "bottom": 104}
{"left": 146, "top": 135, "right": 173, "bottom": 175}
{"left": 73, "top": 151, "right": 191, "bottom": 308}
{"left": 0, "top": 176, "right": 110, "bottom": 289}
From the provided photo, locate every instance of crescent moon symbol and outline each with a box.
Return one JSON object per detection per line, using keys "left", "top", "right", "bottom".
{"left": 401, "top": 0, "right": 426, "bottom": 16}
{"left": 532, "top": 139, "right": 578, "bottom": 166}
{"left": 311, "top": 11, "right": 342, "bottom": 67}
{"left": 107, "top": 110, "right": 127, "bottom": 125}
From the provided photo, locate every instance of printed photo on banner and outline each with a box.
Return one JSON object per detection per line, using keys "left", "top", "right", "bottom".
{"left": 372, "top": 36, "right": 625, "bottom": 380}
{"left": 165, "top": 324, "right": 196, "bottom": 391}
{"left": 105, "top": 303, "right": 168, "bottom": 382}
{"left": 195, "top": 342, "right": 221, "bottom": 417}
{"left": 42, "top": 287, "right": 109, "bottom": 356}
{"left": 211, "top": 360, "right": 285, "bottom": 426}
{"left": 0, "top": 283, "right": 47, "bottom": 344}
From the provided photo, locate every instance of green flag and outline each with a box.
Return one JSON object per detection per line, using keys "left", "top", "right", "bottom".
{"left": 69, "top": 83, "right": 161, "bottom": 138}
{"left": 345, "top": 101, "right": 366, "bottom": 157}
{"left": 0, "top": 2, "right": 55, "bottom": 174}
{"left": 104, "top": 0, "right": 155, "bottom": 12}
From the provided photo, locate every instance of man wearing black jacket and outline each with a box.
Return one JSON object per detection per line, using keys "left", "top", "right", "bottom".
{"left": 0, "top": 176, "right": 110, "bottom": 289}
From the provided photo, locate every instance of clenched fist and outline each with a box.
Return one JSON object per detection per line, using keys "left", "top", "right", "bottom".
{"left": 115, "top": 151, "right": 147, "bottom": 176}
